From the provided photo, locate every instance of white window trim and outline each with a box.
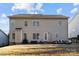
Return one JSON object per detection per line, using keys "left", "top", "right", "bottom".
{"left": 11, "top": 20, "right": 15, "bottom": 27}
{"left": 33, "top": 33, "right": 40, "bottom": 40}
{"left": 24, "top": 21, "right": 27, "bottom": 26}
{"left": 32, "top": 20, "right": 40, "bottom": 27}
{"left": 23, "top": 32, "right": 27, "bottom": 39}
{"left": 44, "top": 32, "right": 48, "bottom": 41}
{"left": 58, "top": 21, "right": 62, "bottom": 26}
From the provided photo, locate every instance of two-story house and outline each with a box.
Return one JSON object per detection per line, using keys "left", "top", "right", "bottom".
{"left": 8, "top": 14, "right": 68, "bottom": 44}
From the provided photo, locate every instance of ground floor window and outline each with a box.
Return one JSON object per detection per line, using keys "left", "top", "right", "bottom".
{"left": 33, "top": 33, "right": 40, "bottom": 40}
{"left": 44, "top": 32, "right": 48, "bottom": 40}
{"left": 12, "top": 33, "right": 15, "bottom": 39}
{"left": 22, "top": 33, "right": 28, "bottom": 44}
{"left": 45, "top": 33, "right": 47, "bottom": 40}
{"left": 24, "top": 33, "right": 27, "bottom": 39}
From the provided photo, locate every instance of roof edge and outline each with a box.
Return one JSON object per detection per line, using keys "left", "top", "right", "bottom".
{"left": 8, "top": 14, "right": 69, "bottom": 19}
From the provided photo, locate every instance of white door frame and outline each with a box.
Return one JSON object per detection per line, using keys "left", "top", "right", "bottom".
{"left": 15, "top": 28, "right": 22, "bottom": 43}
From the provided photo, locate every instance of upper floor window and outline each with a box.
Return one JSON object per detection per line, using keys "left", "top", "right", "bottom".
{"left": 24, "top": 21, "right": 27, "bottom": 26}
{"left": 33, "top": 21, "right": 40, "bottom": 27}
{"left": 58, "top": 21, "right": 62, "bottom": 26}
{"left": 56, "top": 33, "right": 58, "bottom": 38}
{"left": 11, "top": 20, "right": 15, "bottom": 27}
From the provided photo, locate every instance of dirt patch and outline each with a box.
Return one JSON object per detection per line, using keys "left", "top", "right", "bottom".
{"left": 0, "top": 44, "right": 79, "bottom": 56}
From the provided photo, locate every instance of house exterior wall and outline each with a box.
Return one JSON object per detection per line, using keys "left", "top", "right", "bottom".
{"left": 9, "top": 18, "right": 68, "bottom": 44}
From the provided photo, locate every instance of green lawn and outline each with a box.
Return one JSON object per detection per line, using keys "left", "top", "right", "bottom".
{"left": 0, "top": 44, "right": 79, "bottom": 56}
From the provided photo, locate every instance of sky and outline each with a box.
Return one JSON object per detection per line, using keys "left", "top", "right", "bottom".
{"left": 0, "top": 3, "right": 79, "bottom": 34}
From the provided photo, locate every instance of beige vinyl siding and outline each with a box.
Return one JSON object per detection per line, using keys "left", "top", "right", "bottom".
{"left": 10, "top": 18, "right": 68, "bottom": 43}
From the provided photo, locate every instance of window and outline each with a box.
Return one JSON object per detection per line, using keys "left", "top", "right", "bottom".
{"left": 33, "top": 21, "right": 39, "bottom": 27}
{"left": 12, "top": 33, "right": 15, "bottom": 39}
{"left": 58, "top": 21, "right": 62, "bottom": 26}
{"left": 24, "top": 33, "right": 27, "bottom": 39}
{"left": 11, "top": 20, "right": 15, "bottom": 27}
{"left": 37, "top": 33, "right": 39, "bottom": 39}
{"left": 45, "top": 33, "right": 47, "bottom": 40}
{"left": 24, "top": 21, "right": 27, "bottom": 26}
{"left": 56, "top": 33, "right": 58, "bottom": 38}
{"left": 44, "top": 32, "right": 48, "bottom": 40}
{"left": 37, "top": 21, "right": 39, "bottom": 26}
{"left": 33, "top": 33, "right": 40, "bottom": 39}
{"left": 33, "top": 33, "right": 36, "bottom": 39}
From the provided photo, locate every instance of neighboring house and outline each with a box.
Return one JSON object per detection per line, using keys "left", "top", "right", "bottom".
{"left": 8, "top": 14, "right": 68, "bottom": 44}
{"left": 0, "top": 29, "right": 9, "bottom": 46}
{"left": 69, "top": 12, "right": 79, "bottom": 38}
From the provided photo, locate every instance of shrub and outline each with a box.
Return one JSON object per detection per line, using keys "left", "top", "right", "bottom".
{"left": 22, "top": 39, "right": 28, "bottom": 44}
{"left": 30, "top": 41, "right": 38, "bottom": 44}
{"left": 39, "top": 41, "right": 44, "bottom": 44}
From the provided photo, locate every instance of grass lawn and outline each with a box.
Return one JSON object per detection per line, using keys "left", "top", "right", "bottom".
{"left": 0, "top": 44, "right": 79, "bottom": 56}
